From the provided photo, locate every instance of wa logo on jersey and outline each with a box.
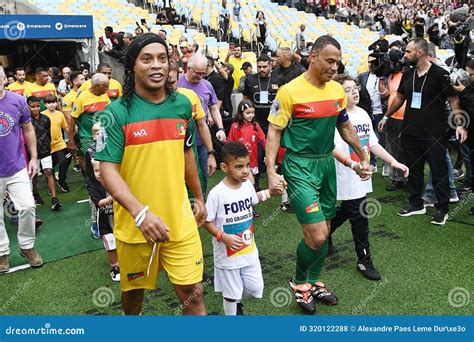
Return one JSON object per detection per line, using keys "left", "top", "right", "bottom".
{"left": 133, "top": 129, "right": 147, "bottom": 138}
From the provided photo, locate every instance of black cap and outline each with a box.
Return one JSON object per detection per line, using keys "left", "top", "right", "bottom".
{"left": 240, "top": 62, "right": 252, "bottom": 70}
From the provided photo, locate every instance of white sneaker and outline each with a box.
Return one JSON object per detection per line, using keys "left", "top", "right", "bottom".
{"left": 110, "top": 266, "right": 120, "bottom": 282}
{"left": 370, "top": 165, "right": 378, "bottom": 173}
{"left": 449, "top": 195, "right": 459, "bottom": 203}
{"left": 382, "top": 165, "right": 390, "bottom": 177}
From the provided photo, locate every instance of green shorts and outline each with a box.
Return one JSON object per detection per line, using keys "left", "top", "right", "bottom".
{"left": 282, "top": 152, "right": 337, "bottom": 224}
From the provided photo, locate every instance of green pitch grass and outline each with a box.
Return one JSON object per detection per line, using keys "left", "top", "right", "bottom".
{"left": 0, "top": 167, "right": 472, "bottom": 316}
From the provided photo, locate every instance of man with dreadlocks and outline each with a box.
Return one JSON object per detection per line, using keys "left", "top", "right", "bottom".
{"left": 95, "top": 33, "right": 207, "bottom": 315}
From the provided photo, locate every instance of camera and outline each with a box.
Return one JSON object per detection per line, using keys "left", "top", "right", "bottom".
{"left": 369, "top": 52, "right": 393, "bottom": 78}
{"left": 449, "top": 68, "right": 471, "bottom": 87}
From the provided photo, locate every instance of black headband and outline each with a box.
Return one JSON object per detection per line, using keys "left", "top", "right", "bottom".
{"left": 125, "top": 33, "right": 168, "bottom": 69}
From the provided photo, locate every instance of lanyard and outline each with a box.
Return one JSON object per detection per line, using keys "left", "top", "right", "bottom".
{"left": 258, "top": 73, "right": 271, "bottom": 92}
{"left": 412, "top": 69, "right": 428, "bottom": 94}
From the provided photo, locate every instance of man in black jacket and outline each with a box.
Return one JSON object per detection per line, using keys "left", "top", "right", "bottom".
{"left": 273, "top": 47, "right": 306, "bottom": 86}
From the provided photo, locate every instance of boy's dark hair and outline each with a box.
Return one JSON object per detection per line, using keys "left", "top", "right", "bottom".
{"left": 44, "top": 94, "right": 58, "bottom": 103}
{"left": 221, "top": 142, "right": 249, "bottom": 164}
{"left": 70, "top": 71, "right": 82, "bottom": 83}
{"left": 27, "top": 96, "right": 40, "bottom": 106}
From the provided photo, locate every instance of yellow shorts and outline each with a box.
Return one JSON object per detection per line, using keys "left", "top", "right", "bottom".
{"left": 117, "top": 228, "right": 204, "bottom": 292}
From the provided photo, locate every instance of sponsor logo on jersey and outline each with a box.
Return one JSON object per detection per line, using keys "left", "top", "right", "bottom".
{"left": 0, "top": 112, "right": 15, "bottom": 137}
{"left": 133, "top": 128, "right": 148, "bottom": 138}
{"left": 127, "top": 271, "right": 145, "bottom": 281}
{"left": 305, "top": 202, "right": 319, "bottom": 213}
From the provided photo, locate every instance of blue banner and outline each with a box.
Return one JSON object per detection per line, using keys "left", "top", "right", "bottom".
{"left": 0, "top": 316, "right": 472, "bottom": 341}
{"left": 0, "top": 15, "right": 93, "bottom": 40}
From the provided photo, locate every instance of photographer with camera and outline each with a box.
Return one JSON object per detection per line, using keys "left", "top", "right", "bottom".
{"left": 452, "top": 54, "right": 474, "bottom": 214}
{"left": 379, "top": 38, "right": 467, "bottom": 226}
{"left": 383, "top": 48, "right": 408, "bottom": 191}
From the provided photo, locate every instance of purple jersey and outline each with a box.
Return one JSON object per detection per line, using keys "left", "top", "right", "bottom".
{"left": 177, "top": 75, "right": 218, "bottom": 145}
{"left": 0, "top": 91, "right": 31, "bottom": 177}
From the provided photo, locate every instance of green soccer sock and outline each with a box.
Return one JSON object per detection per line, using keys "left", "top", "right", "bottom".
{"left": 295, "top": 238, "right": 329, "bottom": 284}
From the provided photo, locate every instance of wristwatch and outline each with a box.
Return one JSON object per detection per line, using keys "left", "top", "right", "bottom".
{"left": 207, "top": 149, "right": 217, "bottom": 156}
{"left": 217, "top": 127, "right": 225, "bottom": 132}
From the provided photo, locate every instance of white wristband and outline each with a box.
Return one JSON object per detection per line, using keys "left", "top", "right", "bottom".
{"left": 135, "top": 206, "right": 149, "bottom": 228}
{"left": 350, "top": 161, "right": 357, "bottom": 170}
{"left": 259, "top": 190, "right": 268, "bottom": 202}
{"left": 381, "top": 116, "right": 388, "bottom": 121}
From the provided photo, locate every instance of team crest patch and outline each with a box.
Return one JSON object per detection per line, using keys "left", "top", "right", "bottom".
{"left": 0, "top": 112, "right": 15, "bottom": 137}
{"left": 334, "top": 101, "right": 342, "bottom": 111}
{"left": 269, "top": 99, "right": 280, "bottom": 116}
{"left": 305, "top": 202, "right": 319, "bottom": 213}
{"left": 176, "top": 122, "right": 186, "bottom": 136}
{"left": 95, "top": 127, "right": 107, "bottom": 152}
{"left": 127, "top": 271, "right": 145, "bottom": 281}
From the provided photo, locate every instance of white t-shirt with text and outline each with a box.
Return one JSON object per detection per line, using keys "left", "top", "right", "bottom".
{"left": 206, "top": 180, "right": 259, "bottom": 270}
{"left": 334, "top": 106, "right": 379, "bottom": 201}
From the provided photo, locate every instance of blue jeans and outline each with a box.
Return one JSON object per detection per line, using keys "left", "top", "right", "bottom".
{"left": 197, "top": 144, "right": 208, "bottom": 195}
{"left": 459, "top": 142, "right": 472, "bottom": 184}
{"left": 423, "top": 150, "right": 457, "bottom": 201}
{"left": 371, "top": 114, "right": 386, "bottom": 166}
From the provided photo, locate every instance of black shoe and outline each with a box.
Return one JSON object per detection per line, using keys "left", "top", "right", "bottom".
{"left": 59, "top": 182, "right": 70, "bottom": 193}
{"left": 236, "top": 302, "right": 244, "bottom": 316}
{"left": 357, "top": 258, "right": 381, "bottom": 280}
{"left": 290, "top": 279, "right": 316, "bottom": 314}
{"left": 469, "top": 207, "right": 474, "bottom": 216}
{"left": 385, "top": 181, "right": 405, "bottom": 191}
{"left": 327, "top": 237, "right": 338, "bottom": 256}
{"left": 51, "top": 197, "right": 62, "bottom": 211}
{"left": 280, "top": 202, "right": 294, "bottom": 213}
{"left": 312, "top": 282, "right": 338, "bottom": 306}
{"left": 253, "top": 208, "right": 260, "bottom": 218}
{"left": 398, "top": 205, "right": 426, "bottom": 217}
{"left": 431, "top": 210, "right": 448, "bottom": 226}
{"left": 33, "top": 193, "right": 44, "bottom": 206}
{"left": 456, "top": 184, "right": 471, "bottom": 194}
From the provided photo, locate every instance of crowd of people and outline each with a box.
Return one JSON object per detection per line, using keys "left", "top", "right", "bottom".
{"left": 0, "top": 0, "right": 473, "bottom": 317}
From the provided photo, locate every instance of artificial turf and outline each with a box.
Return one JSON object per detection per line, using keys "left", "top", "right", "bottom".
{"left": 0, "top": 166, "right": 472, "bottom": 316}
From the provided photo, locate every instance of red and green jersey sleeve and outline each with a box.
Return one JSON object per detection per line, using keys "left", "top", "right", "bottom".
{"left": 268, "top": 75, "right": 348, "bottom": 156}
